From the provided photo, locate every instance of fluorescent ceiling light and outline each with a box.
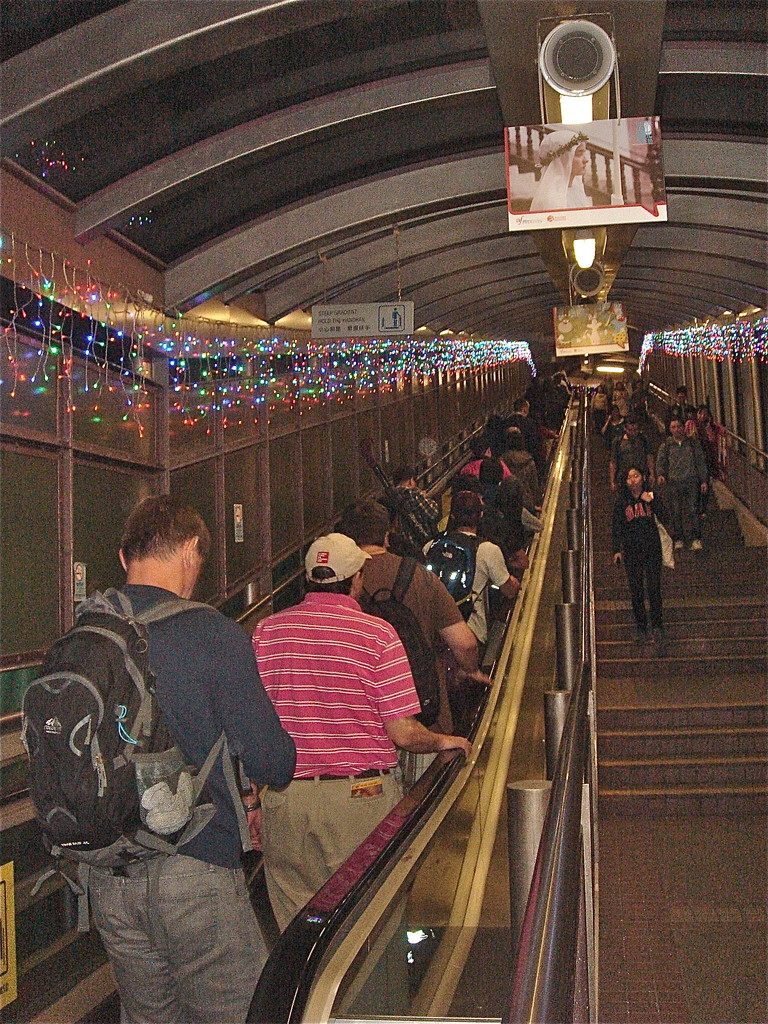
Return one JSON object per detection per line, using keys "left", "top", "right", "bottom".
{"left": 573, "top": 235, "right": 596, "bottom": 268}
{"left": 559, "top": 94, "right": 593, "bottom": 124}
{"left": 596, "top": 364, "right": 625, "bottom": 374}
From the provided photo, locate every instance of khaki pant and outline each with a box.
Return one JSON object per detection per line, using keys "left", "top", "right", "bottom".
{"left": 261, "top": 773, "right": 402, "bottom": 931}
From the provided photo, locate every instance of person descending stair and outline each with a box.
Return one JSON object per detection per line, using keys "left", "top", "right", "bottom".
{"left": 611, "top": 466, "right": 666, "bottom": 651}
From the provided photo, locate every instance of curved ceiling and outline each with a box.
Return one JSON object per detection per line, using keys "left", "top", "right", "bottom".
{"left": 2, "top": 0, "right": 766, "bottom": 365}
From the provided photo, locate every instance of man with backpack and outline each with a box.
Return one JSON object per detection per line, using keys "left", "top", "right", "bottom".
{"left": 338, "top": 499, "right": 491, "bottom": 736}
{"left": 428, "top": 490, "right": 520, "bottom": 647}
{"left": 251, "top": 532, "right": 471, "bottom": 931}
{"left": 25, "top": 496, "right": 297, "bottom": 1023}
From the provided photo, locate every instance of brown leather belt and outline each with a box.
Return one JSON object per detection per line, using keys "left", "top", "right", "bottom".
{"left": 295, "top": 768, "right": 392, "bottom": 781}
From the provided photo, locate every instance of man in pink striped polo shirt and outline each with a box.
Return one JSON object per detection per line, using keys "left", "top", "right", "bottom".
{"left": 252, "top": 532, "right": 472, "bottom": 931}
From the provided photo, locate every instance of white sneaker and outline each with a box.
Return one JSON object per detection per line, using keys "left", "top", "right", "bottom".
{"left": 690, "top": 539, "right": 703, "bottom": 550}
{"left": 673, "top": 540, "right": 684, "bottom": 550}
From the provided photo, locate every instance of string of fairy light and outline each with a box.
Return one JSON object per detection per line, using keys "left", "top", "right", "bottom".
{"left": 1, "top": 234, "right": 536, "bottom": 434}
{"left": 640, "top": 315, "right": 768, "bottom": 372}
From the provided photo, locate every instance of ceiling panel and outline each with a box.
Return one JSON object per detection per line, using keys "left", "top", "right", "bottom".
{"left": 1, "top": 0, "right": 764, "bottom": 360}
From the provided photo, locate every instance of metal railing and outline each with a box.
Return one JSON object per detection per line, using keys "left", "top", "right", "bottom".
{"left": 505, "top": 393, "right": 599, "bottom": 1022}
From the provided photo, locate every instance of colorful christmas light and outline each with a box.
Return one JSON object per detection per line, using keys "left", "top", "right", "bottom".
{"left": 640, "top": 315, "right": 768, "bottom": 372}
{"left": 2, "top": 233, "right": 537, "bottom": 432}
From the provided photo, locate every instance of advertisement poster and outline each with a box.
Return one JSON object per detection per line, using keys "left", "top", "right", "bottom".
{"left": 554, "top": 302, "right": 629, "bottom": 357}
{"left": 506, "top": 117, "right": 667, "bottom": 232}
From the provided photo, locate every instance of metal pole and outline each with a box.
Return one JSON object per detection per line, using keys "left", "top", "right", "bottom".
{"left": 544, "top": 689, "right": 571, "bottom": 779}
{"left": 566, "top": 507, "right": 581, "bottom": 551}
{"left": 507, "top": 779, "right": 552, "bottom": 952}
{"left": 555, "top": 602, "right": 580, "bottom": 690}
{"left": 561, "top": 548, "right": 581, "bottom": 604}
{"left": 749, "top": 357, "right": 765, "bottom": 455}
{"left": 725, "top": 356, "right": 738, "bottom": 434}
{"left": 570, "top": 477, "right": 582, "bottom": 509}
{"left": 581, "top": 782, "right": 598, "bottom": 1023}
{"left": 710, "top": 357, "right": 723, "bottom": 426}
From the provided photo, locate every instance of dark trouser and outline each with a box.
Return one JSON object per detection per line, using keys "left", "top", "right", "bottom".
{"left": 666, "top": 476, "right": 701, "bottom": 543}
{"left": 624, "top": 551, "right": 663, "bottom": 631}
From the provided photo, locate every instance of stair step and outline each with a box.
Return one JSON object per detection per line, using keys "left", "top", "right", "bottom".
{"left": 599, "top": 725, "right": 768, "bottom": 759}
{"left": 598, "top": 785, "right": 768, "bottom": 817}
{"left": 598, "top": 636, "right": 767, "bottom": 660}
{"left": 597, "top": 701, "right": 767, "bottom": 729}
{"left": 594, "top": 598, "right": 766, "bottom": 618}
{"left": 599, "top": 754, "right": 767, "bottom": 788}
{"left": 596, "top": 582, "right": 767, "bottom": 601}
{"left": 597, "top": 652, "right": 767, "bottom": 678}
{"left": 596, "top": 618, "right": 767, "bottom": 640}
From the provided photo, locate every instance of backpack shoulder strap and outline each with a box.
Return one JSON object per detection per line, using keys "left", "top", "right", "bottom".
{"left": 449, "top": 530, "right": 479, "bottom": 552}
{"left": 99, "top": 588, "right": 208, "bottom": 627}
{"left": 135, "top": 597, "right": 210, "bottom": 625}
{"left": 390, "top": 557, "right": 418, "bottom": 603}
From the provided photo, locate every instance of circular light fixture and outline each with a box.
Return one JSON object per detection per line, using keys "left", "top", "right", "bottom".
{"left": 539, "top": 20, "right": 616, "bottom": 97}
{"left": 570, "top": 263, "right": 605, "bottom": 298}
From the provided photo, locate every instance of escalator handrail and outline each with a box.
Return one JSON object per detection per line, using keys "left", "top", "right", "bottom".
{"left": 505, "top": 393, "right": 595, "bottom": 1021}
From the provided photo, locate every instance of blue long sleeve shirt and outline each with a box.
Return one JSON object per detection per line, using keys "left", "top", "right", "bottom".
{"left": 121, "top": 585, "right": 296, "bottom": 867}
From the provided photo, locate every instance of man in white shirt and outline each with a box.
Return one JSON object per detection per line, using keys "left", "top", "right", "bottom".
{"left": 439, "top": 490, "right": 520, "bottom": 646}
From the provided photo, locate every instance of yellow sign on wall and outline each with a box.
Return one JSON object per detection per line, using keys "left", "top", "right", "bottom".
{"left": 0, "top": 862, "right": 17, "bottom": 1008}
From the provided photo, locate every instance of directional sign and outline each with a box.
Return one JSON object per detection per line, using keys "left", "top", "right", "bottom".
{"left": 311, "top": 303, "right": 414, "bottom": 339}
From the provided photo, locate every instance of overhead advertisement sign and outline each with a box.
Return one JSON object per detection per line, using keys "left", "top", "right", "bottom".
{"left": 311, "top": 302, "right": 414, "bottom": 339}
{"left": 554, "top": 302, "right": 629, "bottom": 357}
{"left": 505, "top": 116, "right": 667, "bottom": 232}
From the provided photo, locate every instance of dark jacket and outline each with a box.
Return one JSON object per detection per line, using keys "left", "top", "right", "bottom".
{"left": 611, "top": 490, "right": 663, "bottom": 561}
{"left": 122, "top": 585, "right": 296, "bottom": 867}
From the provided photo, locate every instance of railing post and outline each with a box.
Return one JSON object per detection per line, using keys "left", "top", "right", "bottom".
{"left": 566, "top": 507, "right": 581, "bottom": 551}
{"left": 544, "top": 689, "right": 571, "bottom": 779}
{"left": 561, "top": 548, "right": 581, "bottom": 605}
{"left": 555, "top": 602, "right": 580, "bottom": 690}
{"left": 506, "top": 779, "right": 552, "bottom": 951}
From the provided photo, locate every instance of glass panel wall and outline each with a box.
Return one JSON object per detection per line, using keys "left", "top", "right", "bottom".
{"left": 331, "top": 416, "right": 359, "bottom": 516}
{"left": 301, "top": 425, "right": 331, "bottom": 535}
{"left": 223, "top": 445, "right": 262, "bottom": 591}
{"left": 73, "top": 461, "right": 155, "bottom": 598}
{"left": 0, "top": 448, "right": 60, "bottom": 658}
{"left": 270, "top": 433, "right": 302, "bottom": 558}
{"left": 170, "top": 459, "right": 219, "bottom": 603}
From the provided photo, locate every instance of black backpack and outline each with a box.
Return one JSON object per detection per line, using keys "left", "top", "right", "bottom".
{"left": 425, "top": 532, "right": 480, "bottom": 621}
{"left": 21, "top": 589, "right": 249, "bottom": 873}
{"left": 360, "top": 558, "right": 440, "bottom": 727}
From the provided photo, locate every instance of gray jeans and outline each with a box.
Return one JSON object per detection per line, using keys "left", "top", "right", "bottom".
{"left": 89, "top": 854, "right": 267, "bottom": 1024}
{"left": 666, "top": 476, "right": 701, "bottom": 543}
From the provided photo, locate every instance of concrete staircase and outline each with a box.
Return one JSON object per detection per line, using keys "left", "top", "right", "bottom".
{"left": 591, "top": 446, "right": 768, "bottom": 816}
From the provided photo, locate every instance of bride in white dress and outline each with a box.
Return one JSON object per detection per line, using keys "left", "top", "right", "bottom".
{"left": 529, "top": 129, "right": 593, "bottom": 212}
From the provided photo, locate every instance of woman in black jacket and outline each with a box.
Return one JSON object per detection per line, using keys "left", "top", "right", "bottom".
{"left": 612, "top": 466, "right": 665, "bottom": 649}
